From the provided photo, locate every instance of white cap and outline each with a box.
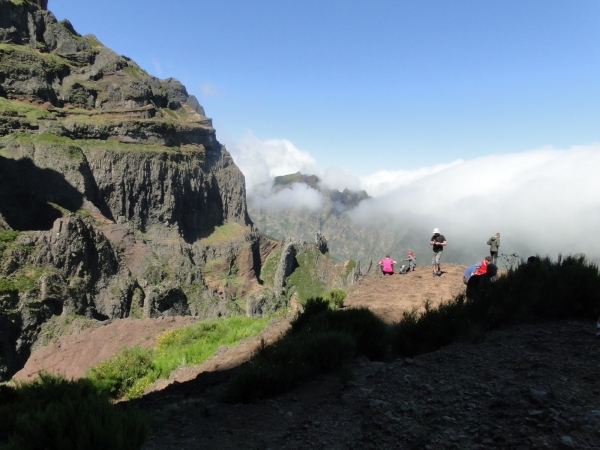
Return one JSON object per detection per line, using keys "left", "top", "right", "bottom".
{"left": 433, "top": 228, "right": 440, "bottom": 234}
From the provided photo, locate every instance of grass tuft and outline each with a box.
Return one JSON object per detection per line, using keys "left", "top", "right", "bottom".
{"left": 323, "top": 288, "right": 347, "bottom": 308}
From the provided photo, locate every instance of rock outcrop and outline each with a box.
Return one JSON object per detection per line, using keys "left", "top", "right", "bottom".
{"left": 0, "top": 214, "right": 135, "bottom": 378}
{"left": 0, "top": 0, "right": 267, "bottom": 380}
{"left": 245, "top": 233, "right": 360, "bottom": 318}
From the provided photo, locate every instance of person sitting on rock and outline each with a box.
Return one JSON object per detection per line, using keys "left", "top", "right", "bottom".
{"left": 378, "top": 255, "right": 396, "bottom": 276}
{"left": 403, "top": 251, "right": 417, "bottom": 272}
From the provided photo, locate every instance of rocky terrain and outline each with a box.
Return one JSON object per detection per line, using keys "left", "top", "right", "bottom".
{"left": 137, "top": 318, "right": 600, "bottom": 450}
{"left": 0, "top": 0, "right": 359, "bottom": 381}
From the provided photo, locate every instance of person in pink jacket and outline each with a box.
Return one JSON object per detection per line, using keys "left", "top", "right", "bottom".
{"left": 378, "top": 255, "right": 397, "bottom": 276}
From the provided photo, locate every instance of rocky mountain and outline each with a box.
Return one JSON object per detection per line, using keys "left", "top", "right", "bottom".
{"left": 0, "top": 0, "right": 358, "bottom": 381}
{"left": 0, "top": 0, "right": 260, "bottom": 380}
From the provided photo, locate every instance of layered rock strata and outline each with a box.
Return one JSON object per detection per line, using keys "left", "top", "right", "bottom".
{"left": 0, "top": 0, "right": 264, "bottom": 380}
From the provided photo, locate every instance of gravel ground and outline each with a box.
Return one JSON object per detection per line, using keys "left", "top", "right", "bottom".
{"left": 138, "top": 319, "right": 600, "bottom": 450}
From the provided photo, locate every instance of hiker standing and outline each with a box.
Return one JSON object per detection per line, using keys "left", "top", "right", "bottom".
{"left": 430, "top": 228, "right": 446, "bottom": 276}
{"left": 487, "top": 233, "right": 500, "bottom": 264}
{"left": 378, "top": 255, "right": 396, "bottom": 276}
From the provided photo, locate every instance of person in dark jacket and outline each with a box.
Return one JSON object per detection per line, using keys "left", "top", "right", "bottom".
{"left": 487, "top": 233, "right": 500, "bottom": 264}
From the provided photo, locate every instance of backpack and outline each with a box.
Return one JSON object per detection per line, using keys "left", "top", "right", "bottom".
{"left": 399, "top": 265, "right": 409, "bottom": 274}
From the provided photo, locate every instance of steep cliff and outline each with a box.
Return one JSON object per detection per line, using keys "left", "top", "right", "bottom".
{"left": 0, "top": 0, "right": 267, "bottom": 380}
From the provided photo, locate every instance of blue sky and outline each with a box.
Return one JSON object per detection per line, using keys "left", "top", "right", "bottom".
{"left": 50, "top": 0, "right": 600, "bottom": 175}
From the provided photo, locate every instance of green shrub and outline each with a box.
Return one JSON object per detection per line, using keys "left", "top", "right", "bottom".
{"left": 301, "top": 307, "right": 390, "bottom": 361}
{"left": 391, "top": 255, "right": 600, "bottom": 357}
{"left": 0, "top": 373, "right": 148, "bottom": 450}
{"left": 0, "top": 229, "right": 19, "bottom": 243}
{"left": 221, "top": 298, "right": 390, "bottom": 403}
{"left": 86, "top": 345, "right": 153, "bottom": 399}
{"left": 323, "top": 288, "right": 347, "bottom": 308}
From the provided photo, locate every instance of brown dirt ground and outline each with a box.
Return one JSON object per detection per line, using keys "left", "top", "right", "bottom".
{"left": 13, "top": 316, "right": 200, "bottom": 381}
{"left": 344, "top": 263, "right": 467, "bottom": 323}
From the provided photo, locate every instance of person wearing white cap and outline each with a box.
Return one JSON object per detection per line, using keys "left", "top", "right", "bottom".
{"left": 430, "top": 228, "right": 447, "bottom": 276}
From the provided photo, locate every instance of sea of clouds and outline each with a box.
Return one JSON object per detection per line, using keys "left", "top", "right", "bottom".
{"left": 228, "top": 131, "right": 600, "bottom": 262}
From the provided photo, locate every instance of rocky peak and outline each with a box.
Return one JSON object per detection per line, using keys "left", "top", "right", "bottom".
{"left": 271, "top": 171, "right": 369, "bottom": 210}
{"left": 0, "top": 0, "right": 264, "bottom": 380}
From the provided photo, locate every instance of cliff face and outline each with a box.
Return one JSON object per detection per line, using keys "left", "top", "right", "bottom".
{"left": 0, "top": 0, "right": 264, "bottom": 380}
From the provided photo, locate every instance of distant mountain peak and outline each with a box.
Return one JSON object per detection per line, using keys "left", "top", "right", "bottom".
{"left": 271, "top": 172, "right": 370, "bottom": 209}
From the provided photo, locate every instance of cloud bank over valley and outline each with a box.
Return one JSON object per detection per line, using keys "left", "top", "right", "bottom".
{"left": 228, "top": 134, "right": 600, "bottom": 263}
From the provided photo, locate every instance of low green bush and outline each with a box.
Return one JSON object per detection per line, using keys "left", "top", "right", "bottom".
{"left": 0, "top": 373, "right": 148, "bottom": 450}
{"left": 221, "top": 298, "right": 389, "bottom": 403}
{"left": 86, "top": 345, "right": 153, "bottom": 399}
{"left": 391, "top": 255, "right": 600, "bottom": 356}
{"left": 0, "top": 229, "right": 19, "bottom": 243}
{"left": 323, "top": 288, "right": 347, "bottom": 308}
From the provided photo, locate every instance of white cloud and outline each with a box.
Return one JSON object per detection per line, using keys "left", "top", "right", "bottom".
{"left": 201, "top": 83, "right": 219, "bottom": 97}
{"left": 319, "top": 166, "right": 362, "bottom": 192}
{"left": 228, "top": 131, "right": 321, "bottom": 191}
{"left": 228, "top": 132, "right": 600, "bottom": 261}
{"left": 357, "top": 160, "right": 463, "bottom": 197}
{"left": 250, "top": 182, "right": 324, "bottom": 212}
{"left": 349, "top": 144, "right": 600, "bottom": 261}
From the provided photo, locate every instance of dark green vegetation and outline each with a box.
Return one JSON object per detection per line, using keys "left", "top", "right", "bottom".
{"left": 221, "top": 299, "right": 389, "bottom": 403}
{"left": 0, "top": 374, "right": 148, "bottom": 450}
{"left": 286, "top": 246, "right": 327, "bottom": 301}
{"left": 392, "top": 255, "right": 600, "bottom": 356}
{"left": 222, "top": 255, "right": 600, "bottom": 403}
{"left": 86, "top": 316, "right": 269, "bottom": 399}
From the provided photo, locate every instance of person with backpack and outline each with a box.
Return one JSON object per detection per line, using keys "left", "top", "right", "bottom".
{"left": 487, "top": 233, "right": 501, "bottom": 264}
{"left": 378, "top": 255, "right": 396, "bottom": 276}
{"left": 430, "top": 228, "right": 447, "bottom": 276}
